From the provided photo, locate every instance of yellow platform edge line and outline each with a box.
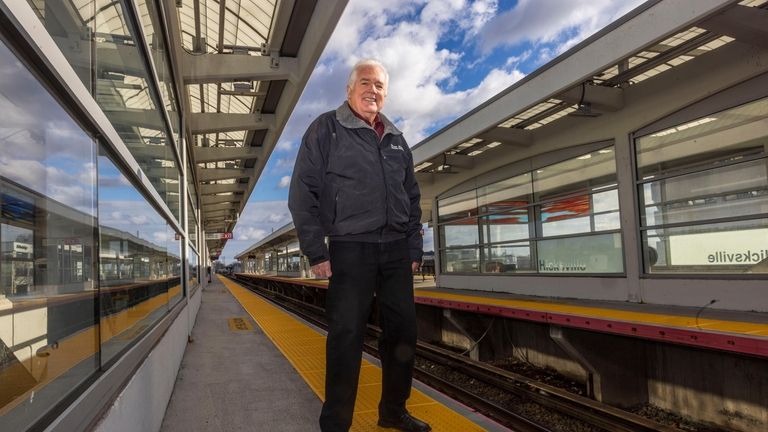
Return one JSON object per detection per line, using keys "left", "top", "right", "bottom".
{"left": 218, "top": 275, "right": 487, "bottom": 432}
{"left": 412, "top": 290, "right": 768, "bottom": 337}
{"left": 238, "top": 275, "right": 768, "bottom": 337}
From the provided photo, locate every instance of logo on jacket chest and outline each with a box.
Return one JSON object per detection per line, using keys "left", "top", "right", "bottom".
{"left": 389, "top": 143, "right": 404, "bottom": 151}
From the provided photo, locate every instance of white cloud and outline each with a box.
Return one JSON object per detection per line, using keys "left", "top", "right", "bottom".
{"left": 278, "top": 176, "right": 291, "bottom": 188}
{"left": 273, "top": 156, "right": 296, "bottom": 173}
{"left": 275, "top": 0, "right": 544, "bottom": 145}
{"left": 477, "top": 0, "right": 645, "bottom": 54}
{"left": 276, "top": 140, "right": 295, "bottom": 152}
{"left": 223, "top": 200, "right": 292, "bottom": 259}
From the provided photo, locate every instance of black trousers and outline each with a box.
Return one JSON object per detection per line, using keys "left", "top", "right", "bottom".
{"left": 319, "top": 239, "right": 417, "bottom": 432}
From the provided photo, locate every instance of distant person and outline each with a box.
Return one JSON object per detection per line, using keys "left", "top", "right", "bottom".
{"left": 206, "top": 266, "right": 211, "bottom": 283}
{"left": 289, "top": 59, "right": 429, "bottom": 432}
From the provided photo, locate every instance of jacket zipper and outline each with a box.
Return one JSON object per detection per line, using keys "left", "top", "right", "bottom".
{"left": 375, "top": 131, "right": 389, "bottom": 242}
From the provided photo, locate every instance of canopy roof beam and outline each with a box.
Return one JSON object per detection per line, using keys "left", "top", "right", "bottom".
{"left": 189, "top": 113, "right": 275, "bottom": 134}
{"left": 194, "top": 146, "right": 263, "bottom": 163}
{"left": 182, "top": 53, "right": 298, "bottom": 84}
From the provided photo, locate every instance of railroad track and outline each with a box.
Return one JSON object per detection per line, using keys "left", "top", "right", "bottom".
{"left": 230, "top": 275, "right": 681, "bottom": 432}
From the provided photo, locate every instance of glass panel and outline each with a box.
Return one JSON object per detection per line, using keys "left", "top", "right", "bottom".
{"left": 98, "top": 152, "right": 171, "bottom": 366}
{"left": 483, "top": 243, "right": 534, "bottom": 273}
{"left": 188, "top": 247, "right": 199, "bottom": 293}
{"left": 437, "top": 190, "right": 477, "bottom": 223}
{"left": 0, "top": 37, "right": 98, "bottom": 429}
{"left": 538, "top": 233, "right": 624, "bottom": 273}
{"left": 540, "top": 194, "right": 592, "bottom": 236}
{"left": 637, "top": 98, "right": 768, "bottom": 179}
{"left": 643, "top": 219, "right": 768, "bottom": 274}
{"left": 477, "top": 173, "right": 532, "bottom": 214}
{"left": 27, "top": 0, "right": 94, "bottom": 91}
{"left": 187, "top": 200, "right": 197, "bottom": 252}
{"left": 440, "top": 248, "right": 480, "bottom": 273}
{"left": 167, "top": 226, "right": 182, "bottom": 308}
{"left": 480, "top": 210, "right": 530, "bottom": 244}
{"left": 439, "top": 217, "right": 479, "bottom": 247}
{"left": 93, "top": 0, "right": 181, "bottom": 221}
{"left": 533, "top": 147, "right": 617, "bottom": 201}
{"left": 641, "top": 159, "right": 768, "bottom": 227}
{"left": 137, "top": 0, "right": 181, "bottom": 148}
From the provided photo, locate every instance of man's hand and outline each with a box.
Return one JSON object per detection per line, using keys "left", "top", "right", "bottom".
{"left": 411, "top": 261, "right": 420, "bottom": 273}
{"left": 311, "top": 260, "right": 332, "bottom": 278}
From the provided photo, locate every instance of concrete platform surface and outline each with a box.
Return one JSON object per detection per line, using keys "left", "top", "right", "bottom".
{"left": 160, "top": 278, "right": 321, "bottom": 432}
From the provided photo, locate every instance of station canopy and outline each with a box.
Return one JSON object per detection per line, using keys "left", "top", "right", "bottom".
{"left": 176, "top": 0, "right": 346, "bottom": 256}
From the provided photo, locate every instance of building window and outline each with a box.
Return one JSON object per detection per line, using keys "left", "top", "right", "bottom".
{"left": 635, "top": 97, "right": 768, "bottom": 274}
{"left": 437, "top": 146, "right": 623, "bottom": 275}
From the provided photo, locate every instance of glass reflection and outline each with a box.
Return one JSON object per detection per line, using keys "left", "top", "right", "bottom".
{"left": 187, "top": 200, "right": 197, "bottom": 252}
{"left": 94, "top": 0, "right": 180, "bottom": 221}
{"left": 641, "top": 159, "right": 768, "bottom": 227}
{"left": 188, "top": 247, "right": 199, "bottom": 295}
{"left": 484, "top": 243, "right": 533, "bottom": 273}
{"left": 437, "top": 190, "right": 477, "bottom": 223}
{"left": 480, "top": 210, "right": 530, "bottom": 244}
{"left": 477, "top": 173, "right": 532, "bottom": 214}
{"left": 167, "top": 226, "right": 182, "bottom": 308}
{"left": 437, "top": 146, "right": 623, "bottom": 274}
{"left": 137, "top": 0, "right": 181, "bottom": 147}
{"left": 538, "top": 233, "right": 624, "bottom": 273}
{"left": 98, "top": 153, "right": 177, "bottom": 365}
{"left": 636, "top": 98, "right": 768, "bottom": 179}
{"left": 441, "top": 248, "right": 480, "bottom": 273}
{"left": 0, "top": 37, "right": 98, "bottom": 430}
{"left": 28, "top": 0, "right": 182, "bottom": 221}
{"left": 439, "top": 218, "right": 479, "bottom": 247}
{"left": 643, "top": 219, "right": 768, "bottom": 274}
{"left": 533, "top": 147, "right": 617, "bottom": 201}
{"left": 26, "top": 0, "right": 94, "bottom": 91}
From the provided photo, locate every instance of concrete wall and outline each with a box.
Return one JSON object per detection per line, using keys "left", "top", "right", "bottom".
{"left": 648, "top": 344, "right": 768, "bottom": 432}
{"left": 92, "top": 288, "right": 202, "bottom": 432}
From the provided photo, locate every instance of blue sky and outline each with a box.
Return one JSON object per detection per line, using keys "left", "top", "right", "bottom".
{"left": 220, "top": 0, "right": 646, "bottom": 263}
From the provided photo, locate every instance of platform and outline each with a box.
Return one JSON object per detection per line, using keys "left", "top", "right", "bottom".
{"left": 162, "top": 275, "right": 502, "bottom": 431}
{"left": 160, "top": 277, "right": 320, "bottom": 432}
{"left": 233, "top": 273, "right": 768, "bottom": 358}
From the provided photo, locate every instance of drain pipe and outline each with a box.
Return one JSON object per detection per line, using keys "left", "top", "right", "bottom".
{"left": 549, "top": 325, "right": 597, "bottom": 399}
{"left": 442, "top": 309, "right": 480, "bottom": 360}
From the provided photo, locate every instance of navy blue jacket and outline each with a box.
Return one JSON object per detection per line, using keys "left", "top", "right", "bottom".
{"left": 288, "top": 103, "right": 423, "bottom": 265}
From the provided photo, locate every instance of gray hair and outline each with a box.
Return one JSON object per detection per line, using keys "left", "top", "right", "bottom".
{"left": 347, "top": 59, "right": 389, "bottom": 89}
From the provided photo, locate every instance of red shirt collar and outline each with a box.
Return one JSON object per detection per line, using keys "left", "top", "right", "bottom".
{"left": 348, "top": 103, "right": 385, "bottom": 139}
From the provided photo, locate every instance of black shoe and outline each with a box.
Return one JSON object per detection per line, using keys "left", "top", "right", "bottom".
{"left": 377, "top": 412, "right": 431, "bottom": 432}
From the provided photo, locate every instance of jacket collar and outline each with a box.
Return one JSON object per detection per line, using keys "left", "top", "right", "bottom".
{"left": 335, "top": 102, "right": 402, "bottom": 136}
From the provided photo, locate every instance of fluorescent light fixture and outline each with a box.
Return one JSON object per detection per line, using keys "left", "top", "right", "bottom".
{"left": 468, "top": 150, "right": 483, "bottom": 156}
{"left": 598, "top": 149, "right": 612, "bottom": 154}
{"left": 577, "top": 154, "right": 592, "bottom": 160}
{"left": 486, "top": 141, "right": 501, "bottom": 148}
{"left": 592, "top": 183, "right": 617, "bottom": 191}
{"left": 650, "top": 117, "right": 717, "bottom": 137}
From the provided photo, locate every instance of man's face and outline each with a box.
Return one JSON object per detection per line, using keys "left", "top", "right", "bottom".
{"left": 347, "top": 65, "right": 387, "bottom": 117}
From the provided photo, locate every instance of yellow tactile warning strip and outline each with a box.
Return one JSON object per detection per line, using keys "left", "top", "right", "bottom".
{"left": 411, "top": 290, "right": 768, "bottom": 337}
{"left": 219, "top": 275, "right": 487, "bottom": 431}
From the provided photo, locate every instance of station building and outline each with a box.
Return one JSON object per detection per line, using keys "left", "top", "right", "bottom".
{"left": 412, "top": 0, "right": 768, "bottom": 312}
{"left": 0, "top": 0, "right": 345, "bottom": 430}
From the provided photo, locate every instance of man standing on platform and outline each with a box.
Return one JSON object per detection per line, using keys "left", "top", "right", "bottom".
{"left": 288, "top": 59, "right": 430, "bottom": 432}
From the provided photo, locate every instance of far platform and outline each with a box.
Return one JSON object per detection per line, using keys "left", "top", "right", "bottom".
{"left": 233, "top": 273, "right": 768, "bottom": 358}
